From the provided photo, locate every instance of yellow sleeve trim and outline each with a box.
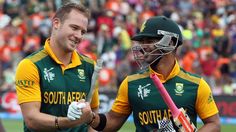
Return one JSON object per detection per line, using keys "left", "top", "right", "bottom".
{"left": 196, "top": 78, "right": 219, "bottom": 119}
{"left": 111, "top": 77, "right": 131, "bottom": 115}
{"left": 15, "top": 59, "right": 41, "bottom": 104}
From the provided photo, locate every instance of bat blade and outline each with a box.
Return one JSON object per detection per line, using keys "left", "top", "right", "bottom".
{"left": 86, "top": 59, "right": 103, "bottom": 102}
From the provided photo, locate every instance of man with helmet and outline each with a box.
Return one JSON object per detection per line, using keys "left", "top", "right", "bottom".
{"left": 67, "top": 16, "right": 221, "bottom": 132}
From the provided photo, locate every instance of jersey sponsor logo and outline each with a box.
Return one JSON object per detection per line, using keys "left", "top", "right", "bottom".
{"left": 43, "top": 67, "right": 55, "bottom": 83}
{"left": 175, "top": 83, "right": 184, "bottom": 96}
{"left": 43, "top": 91, "right": 86, "bottom": 104}
{"left": 15, "top": 80, "right": 35, "bottom": 88}
{"left": 137, "top": 83, "right": 151, "bottom": 100}
{"left": 208, "top": 92, "right": 213, "bottom": 103}
{"left": 77, "top": 69, "right": 86, "bottom": 80}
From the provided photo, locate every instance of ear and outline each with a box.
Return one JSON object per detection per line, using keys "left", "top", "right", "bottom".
{"left": 52, "top": 18, "right": 60, "bottom": 30}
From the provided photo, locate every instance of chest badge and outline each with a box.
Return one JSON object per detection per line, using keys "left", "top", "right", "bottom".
{"left": 137, "top": 83, "right": 151, "bottom": 100}
{"left": 77, "top": 69, "right": 86, "bottom": 80}
{"left": 175, "top": 83, "right": 184, "bottom": 96}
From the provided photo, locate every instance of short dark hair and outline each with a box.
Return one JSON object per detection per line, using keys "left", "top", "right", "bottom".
{"left": 53, "top": 3, "right": 90, "bottom": 23}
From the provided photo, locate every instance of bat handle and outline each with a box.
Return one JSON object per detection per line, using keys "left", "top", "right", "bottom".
{"left": 150, "top": 73, "right": 180, "bottom": 117}
{"left": 174, "top": 108, "right": 197, "bottom": 132}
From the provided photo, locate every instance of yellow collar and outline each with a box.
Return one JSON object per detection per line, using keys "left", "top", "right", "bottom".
{"left": 44, "top": 39, "right": 81, "bottom": 69}
{"left": 149, "top": 61, "right": 180, "bottom": 83}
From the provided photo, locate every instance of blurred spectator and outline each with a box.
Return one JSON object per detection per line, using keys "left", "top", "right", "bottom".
{"left": 229, "top": 53, "right": 236, "bottom": 79}
{"left": 201, "top": 52, "right": 218, "bottom": 88}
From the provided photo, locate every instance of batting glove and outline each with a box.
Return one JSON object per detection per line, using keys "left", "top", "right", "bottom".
{"left": 67, "top": 101, "right": 86, "bottom": 120}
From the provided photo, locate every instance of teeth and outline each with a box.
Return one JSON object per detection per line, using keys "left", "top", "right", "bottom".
{"left": 72, "top": 40, "right": 77, "bottom": 44}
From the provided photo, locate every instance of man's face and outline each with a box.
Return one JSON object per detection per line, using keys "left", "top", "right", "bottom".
{"left": 131, "top": 38, "right": 162, "bottom": 69}
{"left": 53, "top": 9, "right": 88, "bottom": 52}
{"left": 138, "top": 38, "right": 161, "bottom": 63}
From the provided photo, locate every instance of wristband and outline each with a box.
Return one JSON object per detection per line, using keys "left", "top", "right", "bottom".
{"left": 93, "top": 114, "right": 107, "bottom": 131}
{"left": 87, "top": 112, "right": 96, "bottom": 125}
{"left": 55, "top": 117, "right": 61, "bottom": 130}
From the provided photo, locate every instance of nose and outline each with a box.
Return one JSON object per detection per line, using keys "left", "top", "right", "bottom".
{"left": 74, "top": 30, "right": 83, "bottom": 38}
{"left": 73, "top": 30, "right": 83, "bottom": 42}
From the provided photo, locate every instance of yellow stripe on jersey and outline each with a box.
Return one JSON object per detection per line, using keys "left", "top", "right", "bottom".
{"left": 128, "top": 72, "right": 149, "bottom": 82}
{"left": 196, "top": 78, "right": 219, "bottom": 119}
{"left": 81, "top": 55, "right": 94, "bottom": 65}
{"left": 177, "top": 71, "right": 200, "bottom": 84}
{"left": 111, "top": 77, "right": 131, "bottom": 115}
{"left": 15, "top": 59, "right": 41, "bottom": 104}
{"left": 28, "top": 49, "right": 48, "bottom": 63}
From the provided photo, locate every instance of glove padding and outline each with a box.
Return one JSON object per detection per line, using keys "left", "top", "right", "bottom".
{"left": 67, "top": 101, "right": 86, "bottom": 120}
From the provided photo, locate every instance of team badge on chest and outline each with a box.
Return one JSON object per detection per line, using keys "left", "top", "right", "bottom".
{"left": 175, "top": 83, "right": 184, "bottom": 96}
{"left": 77, "top": 69, "right": 86, "bottom": 79}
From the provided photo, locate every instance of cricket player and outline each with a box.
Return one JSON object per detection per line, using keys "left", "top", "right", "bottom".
{"left": 68, "top": 16, "right": 221, "bottom": 132}
{"left": 15, "top": 3, "right": 99, "bottom": 132}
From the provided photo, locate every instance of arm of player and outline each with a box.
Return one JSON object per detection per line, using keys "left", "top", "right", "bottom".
{"left": 195, "top": 79, "right": 221, "bottom": 132}
{"left": 0, "top": 120, "right": 5, "bottom": 132}
{"left": 20, "top": 101, "right": 92, "bottom": 131}
{"left": 198, "top": 114, "right": 220, "bottom": 132}
{"left": 89, "top": 110, "right": 129, "bottom": 132}
{"left": 67, "top": 102, "right": 129, "bottom": 132}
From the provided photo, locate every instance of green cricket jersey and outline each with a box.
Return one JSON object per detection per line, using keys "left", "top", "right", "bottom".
{"left": 16, "top": 39, "right": 99, "bottom": 132}
{"left": 112, "top": 61, "right": 218, "bottom": 132}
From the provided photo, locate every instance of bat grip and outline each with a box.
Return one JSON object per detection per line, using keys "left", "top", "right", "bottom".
{"left": 150, "top": 73, "right": 180, "bottom": 118}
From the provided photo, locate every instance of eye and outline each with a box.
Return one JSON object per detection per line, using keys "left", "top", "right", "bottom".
{"left": 71, "top": 26, "right": 78, "bottom": 31}
{"left": 81, "top": 30, "right": 86, "bottom": 35}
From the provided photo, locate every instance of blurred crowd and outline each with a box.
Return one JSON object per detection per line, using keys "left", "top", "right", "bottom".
{"left": 0, "top": 0, "right": 236, "bottom": 96}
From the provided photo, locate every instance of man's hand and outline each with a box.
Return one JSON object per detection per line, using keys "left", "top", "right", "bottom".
{"left": 67, "top": 101, "right": 86, "bottom": 120}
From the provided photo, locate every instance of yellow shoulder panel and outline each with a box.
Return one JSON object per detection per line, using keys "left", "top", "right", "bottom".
{"left": 177, "top": 71, "right": 200, "bottom": 84}
{"left": 128, "top": 72, "right": 149, "bottom": 82}
{"left": 15, "top": 59, "right": 41, "bottom": 104}
{"left": 28, "top": 49, "right": 48, "bottom": 63}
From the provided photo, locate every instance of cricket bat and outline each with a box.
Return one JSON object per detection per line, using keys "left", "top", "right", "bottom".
{"left": 86, "top": 59, "right": 103, "bottom": 103}
{"left": 150, "top": 73, "right": 197, "bottom": 132}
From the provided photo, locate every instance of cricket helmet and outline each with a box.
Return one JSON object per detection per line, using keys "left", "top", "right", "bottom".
{"left": 131, "top": 16, "right": 182, "bottom": 70}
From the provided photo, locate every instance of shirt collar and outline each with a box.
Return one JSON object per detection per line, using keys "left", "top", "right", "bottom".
{"left": 44, "top": 39, "right": 81, "bottom": 68}
{"left": 149, "top": 60, "right": 180, "bottom": 83}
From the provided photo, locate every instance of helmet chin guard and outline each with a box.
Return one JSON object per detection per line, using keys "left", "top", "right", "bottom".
{"left": 131, "top": 33, "right": 178, "bottom": 70}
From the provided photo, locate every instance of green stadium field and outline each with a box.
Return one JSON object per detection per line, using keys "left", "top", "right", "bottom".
{"left": 2, "top": 119, "right": 236, "bottom": 132}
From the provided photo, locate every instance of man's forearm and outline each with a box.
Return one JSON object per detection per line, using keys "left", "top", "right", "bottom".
{"left": 24, "top": 113, "right": 84, "bottom": 131}
{"left": 198, "top": 123, "right": 221, "bottom": 132}
{"left": 0, "top": 120, "right": 5, "bottom": 132}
